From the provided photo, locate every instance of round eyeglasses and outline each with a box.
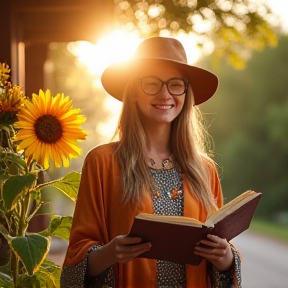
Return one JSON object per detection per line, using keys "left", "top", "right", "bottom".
{"left": 139, "top": 76, "right": 188, "bottom": 96}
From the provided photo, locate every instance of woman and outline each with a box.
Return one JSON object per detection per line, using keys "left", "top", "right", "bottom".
{"left": 61, "top": 36, "right": 241, "bottom": 288}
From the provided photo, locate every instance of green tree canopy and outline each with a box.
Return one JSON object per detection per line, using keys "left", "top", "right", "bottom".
{"left": 114, "top": 0, "right": 279, "bottom": 68}
{"left": 200, "top": 36, "right": 288, "bottom": 222}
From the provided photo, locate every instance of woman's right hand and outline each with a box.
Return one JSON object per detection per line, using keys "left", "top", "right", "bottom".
{"left": 107, "top": 235, "right": 152, "bottom": 264}
{"left": 87, "top": 235, "right": 151, "bottom": 277}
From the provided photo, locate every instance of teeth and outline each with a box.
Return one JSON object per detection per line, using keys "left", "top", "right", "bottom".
{"left": 154, "top": 105, "right": 172, "bottom": 110}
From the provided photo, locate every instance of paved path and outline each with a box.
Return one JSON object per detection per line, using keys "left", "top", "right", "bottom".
{"left": 48, "top": 231, "right": 288, "bottom": 287}
{"left": 233, "top": 230, "right": 288, "bottom": 288}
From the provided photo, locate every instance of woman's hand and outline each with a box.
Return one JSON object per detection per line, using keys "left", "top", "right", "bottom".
{"left": 87, "top": 235, "right": 151, "bottom": 277}
{"left": 194, "top": 234, "right": 234, "bottom": 271}
{"left": 107, "top": 235, "right": 152, "bottom": 264}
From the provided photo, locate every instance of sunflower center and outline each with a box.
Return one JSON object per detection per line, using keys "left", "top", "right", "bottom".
{"left": 34, "top": 115, "right": 63, "bottom": 143}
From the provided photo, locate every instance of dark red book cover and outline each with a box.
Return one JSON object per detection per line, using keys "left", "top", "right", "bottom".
{"left": 129, "top": 193, "right": 262, "bottom": 266}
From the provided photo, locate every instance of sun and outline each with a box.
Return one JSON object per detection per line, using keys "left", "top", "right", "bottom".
{"left": 68, "top": 29, "right": 206, "bottom": 139}
{"left": 69, "top": 29, "right": 205, "bottom": 76}
{"left": 67, "top": 29, "right": 142, "bottom": 76}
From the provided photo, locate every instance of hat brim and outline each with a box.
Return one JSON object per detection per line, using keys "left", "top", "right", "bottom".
{"left": 101, "top": 58, "right": 218, "bottom": 105}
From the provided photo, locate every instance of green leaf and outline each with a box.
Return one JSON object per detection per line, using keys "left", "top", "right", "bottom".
{"left": 18, "top": 260, "right": 61, "bottom": 288}
{"left": 18, "top": 274, "right": 40, "bottom": 288}
{"left": 0, "top": 173, "right": 9, "bottom": 187}
{"left": 0, "top": 150, "right": 27, "bottom": 173}
{"left": 34, "top": 269, "right": 58, "bottom": 288}
{"left": 0, "top": 224, "right": 10, "bottom": 238}
{"left": 29, "top": 189, "right": 41, "bottom": 203}
{"left": 40, "top": 258, "right": 61, "bottom": 287}
{"left": 49, "top": 171, "right": 80, "bottom": 201}
{"left": 7, "top": 152, "right": 27, "bottom": 170}
{"left": 0, "top": 272, "right": 13, "bottom": 288}
{"left": 11, "top": 234, "right": 50, "bottom": 275}
{"left": 39, "top": 215, "right": 72, "bottom": 241}
{"left": 2, "top": 173, "right": 37, "bottom": 210}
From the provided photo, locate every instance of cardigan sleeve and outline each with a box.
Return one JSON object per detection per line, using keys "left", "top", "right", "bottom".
{"left": 207, "top": 161, "right": 242, "bottom": 288}
{"left": 61, "top": 245, "right": 114, "bottom": 288}
{"left": 63, "top": 148, "right": 109, "bottom": 267}
{"left": 61, "top": 145, "right": 118, "bottom": 287}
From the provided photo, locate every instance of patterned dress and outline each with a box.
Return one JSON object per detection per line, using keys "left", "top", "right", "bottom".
{"left": 61, "top": 163, "right": 241, "bottom": 288}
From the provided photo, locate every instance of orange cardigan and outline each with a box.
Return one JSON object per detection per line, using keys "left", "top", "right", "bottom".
{"left": 63, "top": 143, "right": 223, "bottom": 288}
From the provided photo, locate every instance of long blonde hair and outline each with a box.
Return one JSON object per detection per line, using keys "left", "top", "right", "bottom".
{"left": 114, "top": 78, "right": 217, "bottom": 214}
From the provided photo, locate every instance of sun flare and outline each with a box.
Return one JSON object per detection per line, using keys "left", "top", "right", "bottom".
{"left": 68, "top": 29, "right": 209, "bottom": 139}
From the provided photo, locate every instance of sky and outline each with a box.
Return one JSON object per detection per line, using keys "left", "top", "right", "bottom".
{"left": 264, "top": 0, "right": 288, "bottom": 32}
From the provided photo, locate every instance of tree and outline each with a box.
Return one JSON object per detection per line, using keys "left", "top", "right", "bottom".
{"left": 114, "top": 0, "right": 279, "bottom": 68}
{"left": 200, "top": 36, "right": 288, "bottom": 222}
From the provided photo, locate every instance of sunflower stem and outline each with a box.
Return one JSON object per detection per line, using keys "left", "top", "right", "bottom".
{"left": 10, "top": 251, "right": 19, "bottom": 288}
{"left": 10, "top": 195, "right": 30, "bottom": 287}
{"left": 19, "top": 195, "right": 29, "bottom": 235}
{"left": 26, "top": 201, "right": 44, "bottom": 223}
{"left": 35, "top": 178, "right": 64, "bottom": 190}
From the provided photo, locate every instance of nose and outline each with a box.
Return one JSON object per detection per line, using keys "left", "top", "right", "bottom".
{"left": 158, "top": 84, "right": 172, "bottom": 99}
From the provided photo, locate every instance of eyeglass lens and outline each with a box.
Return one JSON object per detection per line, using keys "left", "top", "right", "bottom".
{"left": 140, "top": 77, "right": 187, "bottom": 95}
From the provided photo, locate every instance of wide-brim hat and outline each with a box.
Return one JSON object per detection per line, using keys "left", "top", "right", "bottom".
{"left": 101, "top": 36, "right": 218, "bottom": 105}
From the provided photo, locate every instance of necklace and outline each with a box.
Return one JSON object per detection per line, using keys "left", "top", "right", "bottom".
{"left": 149, "top": 155, "right": 175, "bottom": 170}
{"left": 148, "top": 155, "right": 183, "bottom": 200}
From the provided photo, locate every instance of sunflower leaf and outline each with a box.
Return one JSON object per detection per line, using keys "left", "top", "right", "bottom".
{"left": 49, "top": 172, "right": 80, "bottom": 201}
{"left": 34, "top": 270, "right": 57, "bottom": 288}
{"left": 33, "top": 259, "right": 61, "bottom": 288}
{"left": 17, "top": 274, "right": 39, "bottom": 288}
{"left": 2, "top": 173, "right": 37, "bottom": 211}
{"left": 0, "top": 173, "right": 9, "bottom": 188}
{"left": 11, "top": 234, "right": 50, "bottom": 275}
{"left": 0, "top": 150, "right": 27, "bottom": 171}
{"left": 0, "top": 272, "right": 13, "bottom": 288}
{"left": 39, "top": 215, "right": 72, "bottom": 241}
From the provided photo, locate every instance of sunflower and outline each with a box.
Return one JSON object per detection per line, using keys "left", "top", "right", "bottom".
{"left": 0, "top": 83, "right": 26, "bottom": 125}
{"left": 14, "top": 89, "right": 87, "bottom": 169}
{"left": 0, "top": 62, "right": 11, "bottom": 82}
{"left": 0, "top": 62, "right": 25, "bottom": 125}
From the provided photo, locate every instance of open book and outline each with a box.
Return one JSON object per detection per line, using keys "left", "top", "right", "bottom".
{"left": 129, "top": 190, "right": 262, "bottom": 266}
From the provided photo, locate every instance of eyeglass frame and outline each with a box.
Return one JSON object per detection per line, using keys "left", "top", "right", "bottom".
{"left": 138, "top": 76, "right": 189, "bottom": 96}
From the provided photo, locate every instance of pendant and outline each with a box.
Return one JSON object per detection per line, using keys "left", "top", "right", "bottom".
{"left": 170, "top": 188, "right": 182, "bottom": 200}
{"left": 154, "top": 188, "right": 182, "bottom": 200}
{"left": 154, "top": 190, "right": 160, "bottom": 199}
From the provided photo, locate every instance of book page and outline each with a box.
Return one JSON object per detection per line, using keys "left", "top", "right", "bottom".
{"left": 204, "top": 190, "right": 260, "bottom": 227}
{"left": 136, "top": 213, "right": 203, "bottom": 227}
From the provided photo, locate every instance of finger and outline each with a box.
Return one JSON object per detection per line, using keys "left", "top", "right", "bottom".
{"left": 122, "top": 242, "right": 151, "bottom": 255}
{"left": 199, "top": 235, "right": 228, "bottom": 248}
{"left": 116, "top": 242, "right": 152, "bottom": 262}
{"left": 118, "top": 235, "right": 143, "bottom": 245}
{"left": 207, "top": 234, "right": 227, "bottom": 245}
{"left": 194, "top": 247, "right": 225, "bottom": 261}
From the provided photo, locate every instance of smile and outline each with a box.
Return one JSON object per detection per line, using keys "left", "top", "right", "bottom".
{"left": 152, "top": 105, "right": 174, "bottom": 110}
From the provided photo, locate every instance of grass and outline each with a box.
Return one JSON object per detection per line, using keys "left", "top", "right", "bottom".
{"left": 250, "top": 218, "right": 288, "bottom": 243}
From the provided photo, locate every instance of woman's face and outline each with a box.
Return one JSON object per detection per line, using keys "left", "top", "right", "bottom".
{"left": 135, "top": 63, "right": 186, "bottom": 126}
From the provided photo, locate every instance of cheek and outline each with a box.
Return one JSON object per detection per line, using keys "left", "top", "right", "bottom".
{"left": 135, "top": 95, "right": 149, "bottom": 113}
{"left": 135, "top": 90, "right": 150, "bottom": 108}
{"left": 177, "top": 97, "right": 186, "bottom": 110}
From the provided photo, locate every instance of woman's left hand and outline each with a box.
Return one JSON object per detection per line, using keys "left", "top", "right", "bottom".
{"left": 194, "top": 234, "right": 234, "bottom": 271}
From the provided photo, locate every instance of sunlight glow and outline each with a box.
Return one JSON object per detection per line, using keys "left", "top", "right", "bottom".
{"left": 68, "top": 29, "right": 141, "bottom": 76}
{"left": 96, "top": 97, "right": 122, "bottom": 141}
{"left": 70, "top": 1, "right": 288, "bottom": 140}
{"left": 70, "top": 29, "right": 212, "bottom": 139}
{"left": 250, "top": 0, "right": 288, "bottom": 32}
{"left": 148, "top": 4, "right": 165, "bottom": 19}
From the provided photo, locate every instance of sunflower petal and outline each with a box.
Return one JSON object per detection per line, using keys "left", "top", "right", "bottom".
{"left": 14, "top": 90, "right": 87, "bottom": 169}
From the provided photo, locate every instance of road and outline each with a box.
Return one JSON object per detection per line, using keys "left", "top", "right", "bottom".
{"left": 233, "top": 230, "right": 288, "bottom": 288}
{"left": 49, "top": 231, "right": 288, "bottom": 287}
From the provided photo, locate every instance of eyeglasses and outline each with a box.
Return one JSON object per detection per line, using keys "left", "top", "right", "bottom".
{"left": 139, "top": 76, "right": 188, "bottom": 96}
